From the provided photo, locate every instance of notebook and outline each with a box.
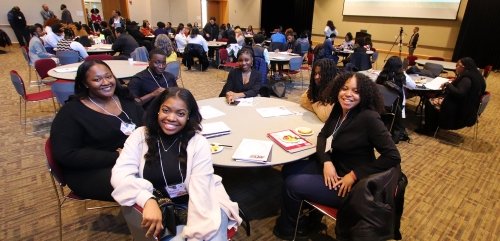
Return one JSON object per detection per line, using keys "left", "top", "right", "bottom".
{"left": 267, "top": 129, "right": 315, "bottom": 153}
{"left": 201, "top": 121, "right": 231, "bottom": 138}
{"left": 232, "top": 139, "right": 273, "bottom": 164}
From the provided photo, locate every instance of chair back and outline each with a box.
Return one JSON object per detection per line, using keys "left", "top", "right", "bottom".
{"left": 423, "top": 62, "right": 444, "bottom": 77}
{"left": 253, "top": 57, "right": 268, "bottom": 86}
{"left": 56, "top": 51, "right": 80, "bottom": 65}
{"left": 131, "top": 46, "right": 149, "bottom": 62}
{"left": 483, "top": 65, "right": 493, "bottom": 79}
{"left": 477, "top": 91, "right": 491, "bottom": 117}
{"left": 377, "top": 84, "right": 400, "bottom": 111}
{"left": 299, "top": 41, "right": 310, "bottom": 56}
{"left": 77, "top": 36, "right": 92, "bottom": 47}
{"left": 10, "top": 70, "right": 27, "bottom": 99}
{"left": 165, "top": 61, "right": 180, "bottom": 79}
{"left": 350, "top": 51, "right": 372, "bottom": 71}
{"left": 34, "top": 58, "right": 57, "bottom": 79}
{"left": 270, "top": 42, "right": 285, "bottom": 52}
{"left": 51, "top": 81, "right": 75, "bottom": 105}
{"left": 407, "top": 55, "right": 417, "bottom": 66}
{"left": 21, "top": 46, "right": 30, "bottom": 65}
{"left": 85, "top": 54, "right": 114, "bottom": 61}
{"left": 288, "top": 57, "right": 303, "bottom": 71}
{"left": 428, "top": 56, "right": 445, "bottom": 61}
{"left": 219, "top": 48, "right": 230, "bottom": 64}
{"left": 45, "top": 138, "right": 66, "bottom": 186}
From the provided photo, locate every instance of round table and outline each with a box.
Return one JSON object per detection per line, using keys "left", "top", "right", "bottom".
{"left": 48, "top": 60, "right": 148, "bottom": 80}
{"left": 415, "top": 59, "right": 456, "bottom": 71}
{"left": 198, "top": 97, "right": 325, "bottom": 167}
{"left": 268, "top": 52, "right": 298, "bottom": 62}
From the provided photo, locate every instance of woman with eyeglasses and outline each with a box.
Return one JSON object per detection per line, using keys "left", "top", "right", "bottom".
{"left": 50, "top": 60, "right": 144, "bottom": 201}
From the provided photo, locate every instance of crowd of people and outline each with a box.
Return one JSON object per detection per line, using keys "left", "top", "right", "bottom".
{"left": 9, "top": 4, "right": 489, "bottom": 240}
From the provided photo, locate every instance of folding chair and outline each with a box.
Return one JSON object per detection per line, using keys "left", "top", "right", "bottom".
{"left": 34, "top": 58, "right": 57, "bottom": 84}
{"left": 10, "top": 70, "right": 56, "bottom": 132}
{"left": 217, "top": 48, "right": 240, "bottom": 81}
{"left": 293, "top": 200, "right": 337, "bottom": 240}
{"left": 283, "top": 56, "right": 305, "bottom": 88}
{"left": 44, "top": 138, "right": 119, "bottom": 241}
{"left": 20, "top": 46, "right": 36, "bottom": 84}
{"left": 56, "top": 51, "right": 80, "bottom": 65}
{"left": 50, "top": 81, "right": 75, "bottom": 106}
{"left": 377, "top": 84, "right": 400, "bottom": 133}
{"left": 165, "top": 60, "right": 184, "bottom": 87}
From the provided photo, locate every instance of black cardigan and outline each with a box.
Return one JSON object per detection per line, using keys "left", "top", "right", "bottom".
{"left": 316, "top": 105, "right": 401, "bottom": 180}
{"left": 223, "top": 68, "right": 261, "bottom": 98}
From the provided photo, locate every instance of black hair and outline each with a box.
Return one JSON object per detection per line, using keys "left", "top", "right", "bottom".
{"left": 459, "top": 57, "right": 478, "bottom": 72}
{"left": 176, "top": 23, "right": 184, "bottom": 34}
{"left": 157, "top": 21, "right": 165, "bottom": 29}
{"left": 73, "top": 60, "right": 133, "bottom": 100}
{"left": 115, "top": 10, "right": 121, "bottom": 16}
{"left": 142, "top": 20, "right": 149, "bottom": 28}
{"left": 253, "top": 33, "right": 265, "bottom": 44}
{"left": 227, "top": 36, "right": 237, "bottom": 44}
{"left": 326, "top": 20, "right": 335, "bottom": 31}
{"left": 210, "top": 17, "right": 216, "bottom": 21}
{"left": 29, "top": 24, "right": 42, "bottom": 35}
{"left": 308, "top": 59, "right": 338, "bottom": 104}
{"left": 376, "top": 56, "right": 405, "bottom": 92}
{"left": 144, "top": 88, "right": 203, "bottom": 170}
{"left": 60, "top": 4, "right": 67, "bottom": 10}
{"left": 115, "top": 27, "right": 125, "bottom": 34}
{"left": 63, "top": 28, "right": 75, "bottom": 38}
{"left": 324, "top": 72, "right": 384, "bottom": 114}
{"left": 346, "top": 32, "right": 353, "bottom": 41}
{"left": 237, "top": 46, "right": 254, "bottom": 60}
{"left": 51, "top": 23, "right": 64, "bottom": 34}
{"left": 100, "top": 21, "right": 108, "bottom": 28}
{"left": 149, "top": 47, "right": 167, "bottom": 58}
{"left": 190, "top": 27, "right": 199, "bottom": 38}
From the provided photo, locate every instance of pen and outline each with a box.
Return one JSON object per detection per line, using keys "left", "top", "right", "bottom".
{"left": 211, "top": 143, "right": 233, "bottom": 148}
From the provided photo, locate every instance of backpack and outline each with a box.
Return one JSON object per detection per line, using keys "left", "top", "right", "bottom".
{"left": 271, "top": 80, "right": 286, "bottom": 98}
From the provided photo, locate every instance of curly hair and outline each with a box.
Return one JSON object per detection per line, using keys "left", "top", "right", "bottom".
{"left": 154, "top": 34, "right": 174, "bottom": 56}
{"left": 73, "top": 60, "right": 133, "bottom": 101}
{"left": 307, "top": 58, "right": 338, "bottom": 104}
{"left": 144, "top": 87, "right": 203, "bottom": 168}
{"left": 323, "top": 72, "right": 384, "bottom": 114}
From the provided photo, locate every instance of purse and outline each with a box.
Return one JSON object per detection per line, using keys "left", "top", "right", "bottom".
{"left": 154, "top": 191, "right": 188, "bottom": 240}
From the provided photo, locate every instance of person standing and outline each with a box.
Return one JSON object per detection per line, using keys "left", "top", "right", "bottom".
{"left": 408, "top": 27, "right": 419, "bottom": 56}
{"left": 324, "top": 20, "right": 338, "bottom": 39}
{"left": 203, "top": 17, "right": 219, "bottom": 59}
{"left": 60, "top": 4, "right": 73, "bottom": 24}
{"left": 7, "top": 6, "right": 30, "bottom": 46}
{"left": 40, "top": 4, "right": 56, "bottom": 22}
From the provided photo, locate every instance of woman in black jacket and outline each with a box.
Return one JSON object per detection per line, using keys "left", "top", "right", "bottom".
{"left": 421, "top": 57, "right": 486, "bottom": 132}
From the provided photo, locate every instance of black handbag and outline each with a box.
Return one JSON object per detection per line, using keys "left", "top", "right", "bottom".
{"left": 154, "top": 191, "right": 188, "bottom": 240}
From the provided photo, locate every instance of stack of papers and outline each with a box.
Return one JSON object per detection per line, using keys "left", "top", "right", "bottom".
{"left": 201, "top": 121, "right": 231, "bottom": 138}
{"left": 232, "top": 138, "right": 273, "bottom": 164}
{"left": 424, "top": 77, "right": 449, "bottom": 90}
{"left": 199, "top": 105, "right": 225, "bottom": 119}
{"left": 256, "top": 106, "right": 294, "bottom": 118}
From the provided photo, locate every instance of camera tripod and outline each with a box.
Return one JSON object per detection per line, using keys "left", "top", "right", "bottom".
{"left": 384, "top": 27, "right": 404, "bottom": 62}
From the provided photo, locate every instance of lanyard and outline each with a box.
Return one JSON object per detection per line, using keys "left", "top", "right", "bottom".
{"left": 88, "top": 96, "right": 133, "bottom": 124}
{"left": 157, "top": 138, "right": 184, "bottom": 187}
{"left": 147, "top": 68, "right": 169, "bottom": 88}
{"left": 332, "top": 111, "right": 349, "bottom": 141}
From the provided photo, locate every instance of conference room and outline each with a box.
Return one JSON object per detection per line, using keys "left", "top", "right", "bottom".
{"left": 0, "top": 0, "right": 498, "bottom": 240}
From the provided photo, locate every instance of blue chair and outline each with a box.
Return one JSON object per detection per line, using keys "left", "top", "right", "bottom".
{"left": 51, "top": 81, "right": 75, "bottom": 106}
{"left": 56, "top": 51, "right": 80, "bottom": 65}
{"left": 165, "top": 61, "right": 184, "bottom": 87}
{"left": 283, "top": 56, "right": 305, "bottom": 88}
{"left": 131, "top": 46, "right": 149, "bottom": 62}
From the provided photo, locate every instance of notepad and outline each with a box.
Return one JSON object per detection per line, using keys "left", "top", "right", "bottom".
{"left": 199, "top": 105, "right": 225, "bottom": 119}
{"left": 424, "top": 77, "right": 449, "bottom": 90}
{"left": 201, "top": 121, "right": 231, "bottom": 138}
{"left": 256, "top": 106, "right": 294, "bottom": 118}
{"left": 232, "top": 139, "right": 273, "bottom": 164}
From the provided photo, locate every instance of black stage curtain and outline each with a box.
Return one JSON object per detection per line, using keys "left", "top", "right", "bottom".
{"left": 453, "top": 0, "right": 500, "bottom": 69}
{"left": 260, "top": 0, "right": 315, "bottom": 38}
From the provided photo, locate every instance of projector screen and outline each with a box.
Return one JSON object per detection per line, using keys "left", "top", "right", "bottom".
{"left": 343, "top": 0, "right": 462, "bottom": 20}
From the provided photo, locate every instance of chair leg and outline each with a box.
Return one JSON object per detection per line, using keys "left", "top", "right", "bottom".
{"left": 24, "top": 101, "right": 27, "bottom": 133}
{"left": 50, "top": 175, "right": 64, "bottom": 241}
{"left": 293, "top": 200, "right": 305, "bottom": 241}
{"left": 238, "top": 208, "right": 251, "bottom": 236}
{"left": 433, "top": 126, "right": 439, "bottom": 138}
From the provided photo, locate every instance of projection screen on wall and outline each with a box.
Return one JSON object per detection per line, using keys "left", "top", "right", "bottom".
{"left": 343, "top": 0, "right": 462, "bottom": 20}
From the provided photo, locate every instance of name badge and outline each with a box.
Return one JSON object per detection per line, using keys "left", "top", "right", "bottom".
{"left": 165, "top": 183, "right": 188, "bottom": 198}
{"left": 120, "top": 122, "right": 136, "bottom": 135}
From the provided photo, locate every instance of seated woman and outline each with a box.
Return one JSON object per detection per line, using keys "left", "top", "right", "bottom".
{"left": 50, "top": 60, "right": 144, "bottom": 201}
{"left": 300, "top": 59, "right": 338, "bottom": 122}
{"left": 140, "top": 20, "right": 154, "bottom": 36}
{"left": 128, "top": 48, "right": 177, "bottom": 109}
{"left": 175, "top": 25, "right": 189, "bottom": 54}
{"left": 234, "top": 28, "right": 245, "bottom": 46}
{"left": 154, "top": 34, "right": 178, "bottom": 63}
{"left": 274, "top": 72, "right": 401, "bottom": 239}
{"left": 56, "top": 28, "right": 89, "bottom": 61}
{"left": 420, "top": 57, "right": 486, "bottom": 133}
{"left": 340, "top": 32, "right": 354, "bottom": 49}
{"left": 111, "top": 87, "right": 242, "bottom": 240}
{"left": 322, "top": 33, "right": 339, "bottom": 63}
{"left": 245, "top": 25, "right": 254, "bottom": 36}
{"left": 376, "top": 56, "right": 416, "bottom": 142}
{"left": 219, "top": 47, "right": 261, "bottom": 103}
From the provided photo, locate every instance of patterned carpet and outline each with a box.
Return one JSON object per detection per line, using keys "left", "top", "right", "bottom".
{"left": 0, "top": 46, "right": 498, "bottom": 241}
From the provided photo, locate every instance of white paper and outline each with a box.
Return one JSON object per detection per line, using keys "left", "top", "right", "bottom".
{"left": 256, "top": 106, "right": 294, "bottom": 118}
{"left": 424, "top": 77, "right": 449, "bottom": 90}
{"left": 236, "top": 97, "right": 254, "bottom": 106}
{"left": 54, "top": 67, "right": 78, "bottom": 73}
{"left": 199, "top": 105, "right": 226, "bottom": 119}
{"left": 201, "top": 121, "right": 231, "bottom": 136}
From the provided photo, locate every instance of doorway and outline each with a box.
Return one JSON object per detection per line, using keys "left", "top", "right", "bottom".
{"left": 207, "top": 0, "right": 228, "bottom": 26}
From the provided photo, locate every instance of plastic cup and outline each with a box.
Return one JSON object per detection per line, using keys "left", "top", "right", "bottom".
{"left": 128, "top": 58, "right": 134, "bottom": 65}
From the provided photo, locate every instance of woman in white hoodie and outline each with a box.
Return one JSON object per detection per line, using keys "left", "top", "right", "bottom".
{"left": 111, "top": 87, "right": 241, "bottom": 241}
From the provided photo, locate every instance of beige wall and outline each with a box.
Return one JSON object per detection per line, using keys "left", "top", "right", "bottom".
{"left": 228, "top": 0, "right": 261, "bottom": 29}
{"left": 312, "top": 0, "right": 469, "bottom": 60}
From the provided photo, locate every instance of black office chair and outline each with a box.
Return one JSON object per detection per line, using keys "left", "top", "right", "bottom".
{"left": 377, "top": 84, "right": 400, "bottom": 133}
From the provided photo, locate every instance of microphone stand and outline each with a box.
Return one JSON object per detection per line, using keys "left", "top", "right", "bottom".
{"left": 383, "top": 27, "right": 404, "bottom": 62}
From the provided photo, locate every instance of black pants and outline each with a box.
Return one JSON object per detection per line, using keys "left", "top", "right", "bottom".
{"left": 12, "top": 27, "right": 30, "bottom": 46}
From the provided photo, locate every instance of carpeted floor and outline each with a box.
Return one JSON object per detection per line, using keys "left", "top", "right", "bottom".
{"left": 0, "top": 46, "right": 498, "bottom": 241}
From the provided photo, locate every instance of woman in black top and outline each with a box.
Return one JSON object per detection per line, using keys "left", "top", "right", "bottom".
{"left": 219, "top": 47, "right": 261, "bottom": 103}
{"left": 50, "top": 60, "right": 143, "bottom": 201}
{"left": 274, "top": 73, "right": 401, "bottom": 239}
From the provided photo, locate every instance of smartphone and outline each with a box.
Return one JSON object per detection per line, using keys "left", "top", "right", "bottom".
{"left": 229, "top": 101, "right": 240, "bottom": 106}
